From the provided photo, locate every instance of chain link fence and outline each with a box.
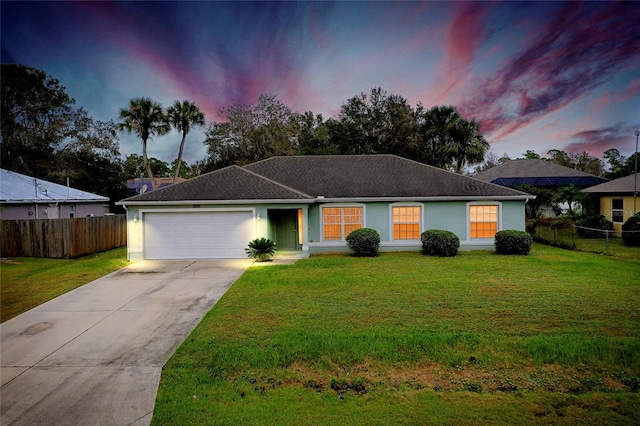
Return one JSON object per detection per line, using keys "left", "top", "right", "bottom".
{"left": 530, "top": 221, "right": 640, "bottom": 260}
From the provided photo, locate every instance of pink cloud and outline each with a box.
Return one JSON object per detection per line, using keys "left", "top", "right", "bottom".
{"left": 459, "top": 2, "right": 640, "bottom": 140}
{"left": 431, "top": 2, "right": 492, "bottom": 104}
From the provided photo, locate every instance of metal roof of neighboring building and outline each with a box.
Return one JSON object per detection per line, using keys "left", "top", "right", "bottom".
{"left": 1, "top": 169, "right": 109, "bottom": 203}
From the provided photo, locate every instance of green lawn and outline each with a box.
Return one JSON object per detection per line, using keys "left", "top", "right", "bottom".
{"left": 574, "top": 235, "right": 640, "bottom": 260}
{"left": 0, "top": 247, "right": 129, "bottom": 322}
{"left": 152, "top": 244, "right": 640, "bottom": 425}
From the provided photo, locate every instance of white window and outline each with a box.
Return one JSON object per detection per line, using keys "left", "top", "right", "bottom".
{"left": 322, "top": 206, "right": 363, "bottom": 241}
{"left": 391, "top": 205, "right": 422, "bottom": 240}
{"left": 469, "top": 204, "right": 499, "bottom": 239}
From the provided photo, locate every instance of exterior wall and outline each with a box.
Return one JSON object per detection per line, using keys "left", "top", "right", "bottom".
{"left": 308, "top": 200, "right": 527, "bottom": 254}
{"left": 599, "top": 195, "right": 636, "bottom": 236}
{"left": 0, "top": 203, "right": 107, "bottom": 220}
{"left": 122, "top": 200, "right": 526, "bottom": 260}
{"left": 123, "top": 203, "right": 310, "bottom": 261}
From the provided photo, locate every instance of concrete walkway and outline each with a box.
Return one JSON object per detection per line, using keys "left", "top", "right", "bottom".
{"left": 0, "top": 259, "right": 255, "bottom": 425}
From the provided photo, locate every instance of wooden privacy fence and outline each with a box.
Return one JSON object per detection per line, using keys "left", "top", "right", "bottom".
{"left": 1, "top": 215, "right": 127, "bottom": 259}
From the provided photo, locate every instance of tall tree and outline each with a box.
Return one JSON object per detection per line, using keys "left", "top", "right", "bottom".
{"left": 203, "top": 94, "right": 296, "bottom": 169}
{"left": 291, "top": 112, "right": 332, "bottom": 155}
{"left": 522, "top": 150, "right": 541, "bottom": 159}
{"left": 166, "top": 100, "right": 205, "bottom": 183}
{"left": 118, "top": 98, "right": 170, "bottom": 190}
{"left": 328, "top": 88, "right": 418, "bottom": 157}
{"left": 603, "top": 148, "right": 628, "bottom": 179}
{"left": 446, "top": 118, "right": 489, "bottom": 173}
{"left": 417, "top": 105, "right": 488, "bottom": 171}
{"left": 571, "top": 151, "right": 604, "bottom": 176}
{"left": 1, "top": 63, "right": 75, "bottom": 177}
{"left": 547, "top": 149, "right": 573, "bottom": 167}
{"left": 1, "top": 64, "right": 126, "bottom": 207}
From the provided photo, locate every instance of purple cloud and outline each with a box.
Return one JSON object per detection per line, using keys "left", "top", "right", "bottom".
{"left": 460, "top": 2, "right": 640, "bottom": 139}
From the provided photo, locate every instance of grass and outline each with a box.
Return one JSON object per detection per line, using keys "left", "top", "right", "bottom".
{"left": 574, "top": 236, "right": 640, "bottom": 260}
{"left": 152, "top": 244, "right": 640, "bottom": 425}
{"left": 534, "top": 225, "right": 640, "bottom": 260}
{"left": 0, "top": 247, "right": 128, "bottom": 322}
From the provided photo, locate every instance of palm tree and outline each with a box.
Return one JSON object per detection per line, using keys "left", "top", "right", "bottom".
{"left": 418, "top": 105, "right": 459, "bottom": 168}
{"left": 447, "top": 118, "right": 489, "bottom": 173}
{"left": 166, "top": 100, "right": 205, "bottom": 183}
{"left": 118, "top": 98, "right": 170, "bottom": 190}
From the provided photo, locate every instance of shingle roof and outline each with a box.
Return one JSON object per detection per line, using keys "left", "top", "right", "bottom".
{"left": 245, "top": 155, "right": 527, "bottom": 198}
{"left": 583, "top": 173, "right": 638, "bottom": 194}
{"left": 122, "top": 165, "right": 312, "bottom": 202}
{"left": 1, "top": 168, "right": 109, "bottom": 203}
{"left": 120, "top": 155, "right": 531, "bottom": 203}
{"left": 473, "top": 159, "right": 608, "bottom": 187}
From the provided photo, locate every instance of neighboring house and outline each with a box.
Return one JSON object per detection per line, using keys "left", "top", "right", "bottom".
{"left": 474, "top": 159, "right": 608, "bottom": 188}
{"left": 126, "top": 177, "right": 186, "bottom": 197}
{"left": 583, "top": 173, "right": 639, "bottom": 236}
{"left": 1, "top": 168, "right": 109, "bottom": 220}
{"left": 118, "top": 155, "right": 533, "bottom": 261}
{"left": 474, "top": 159, "right": 609, "bottom": 217}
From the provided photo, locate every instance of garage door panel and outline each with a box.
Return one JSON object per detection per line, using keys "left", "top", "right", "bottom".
{"left": 144, "top": 211, "right": 253, "bottom": 259}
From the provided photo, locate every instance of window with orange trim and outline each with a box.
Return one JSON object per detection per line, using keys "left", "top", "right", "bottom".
{"left": 392, "top": 206, "right": 421, "bottom": 240}
{"left": 323, "top": 207, "right": 362, "bottom": 241}
{"left": 470, "top": 205, "right": 498, "bottom": 238}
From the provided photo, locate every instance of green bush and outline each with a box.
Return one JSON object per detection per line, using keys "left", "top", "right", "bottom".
{"left": 420, "top": 230, "right": 459, "bottom": 257}
{"left": 621, "top": 214, "right": 640, "bottom": 247}
{"left": 245, "top": 238, "right": 276, "bottom": 261}
{"left": 575, "top": 215, "right": 614, "bottom": 238}
{"left": 494, "top": 230, "right": 533, "bottom": 255}
{"left": 346, "top": 228, "right": 380, "bottom": 257}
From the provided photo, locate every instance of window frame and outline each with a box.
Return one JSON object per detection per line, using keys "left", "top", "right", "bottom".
{"left": 389, "top": 203, "right": 423, "bottom": 241}
{"left": 320, "top": 204, "right": 365, "bottom": 242}
{"left": 612, "top": 198, "right": 624, "bottom": 223}
{"left": 467, "top": 202, "right": 501, "bottom": 240}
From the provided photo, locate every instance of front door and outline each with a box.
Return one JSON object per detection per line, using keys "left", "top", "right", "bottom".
{"left": 271, "top": 210, "right": 300, "bottom": 251}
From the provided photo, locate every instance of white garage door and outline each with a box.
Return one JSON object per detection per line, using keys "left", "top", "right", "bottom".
{"left": 144, "top": 211, "right": 254, "bottom": 259}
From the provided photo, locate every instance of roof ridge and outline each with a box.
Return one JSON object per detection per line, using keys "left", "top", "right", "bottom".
{"left": 240, "top": 166, "right": 313, "bottom": 198}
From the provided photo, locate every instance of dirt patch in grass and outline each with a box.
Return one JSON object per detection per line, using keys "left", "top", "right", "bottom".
{"left": 231, "top": 358, "right": 637, "bottom": 397}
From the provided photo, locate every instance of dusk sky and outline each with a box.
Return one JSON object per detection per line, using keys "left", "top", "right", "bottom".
{"left": 2, "top": 1, "right": 639, "bottom": 167}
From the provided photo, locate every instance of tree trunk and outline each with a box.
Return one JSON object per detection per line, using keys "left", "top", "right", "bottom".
{"left": 173, "top": 131, "right": 187, "bottom": 183}
{"left": 142, "top": 138, "right": 157, "bottom": 191}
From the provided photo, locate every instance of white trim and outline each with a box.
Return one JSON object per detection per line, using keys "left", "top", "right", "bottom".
{"left": 389, "top": 202, "right": 423, "bottom": 242}
{"left": 316, "top": 195, "right": 533, "bottom": 202}
{"left": 117, "top": 195, "right": 533, "bottom": 207}
{"left": 138, "top": 207, "right": 256, "bottom": 215}
{"left": 118, "top": 198, "right": 314, "bottom": 206}
{"left": 320, "top": 203, "right": 366, "bottom": 242}
{"left": 466, "top": 201, "right": 502, "bottom": 242}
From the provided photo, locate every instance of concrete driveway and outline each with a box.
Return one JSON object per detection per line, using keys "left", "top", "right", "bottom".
{"left": 0, "top": 259, "right": 254, "bottom": 425}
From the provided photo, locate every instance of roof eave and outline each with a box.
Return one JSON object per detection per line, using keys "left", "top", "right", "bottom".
{"left": 117, "top": 198, "right": 316, "bottom": 206}
{"left": 317, "top": 195, "right": 535, "bottom": 202}
{"left": 118, "top": 195, "right": 534, "bottom": 206}
{"left": 1, "top": 199, "right": 109, "bottom": 204}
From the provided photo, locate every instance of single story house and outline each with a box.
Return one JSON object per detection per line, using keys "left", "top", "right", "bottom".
{"left": 1, "top": 168, "right": 110, "bottom": 220}
{"left": 474, "top": 159, "right": 608, "bottom": 188}
{"left": 582, "top": 173, "right": 639, "bottom": 236}
{"left": 117, "top": 155, "right": 534, "bottom": 261}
